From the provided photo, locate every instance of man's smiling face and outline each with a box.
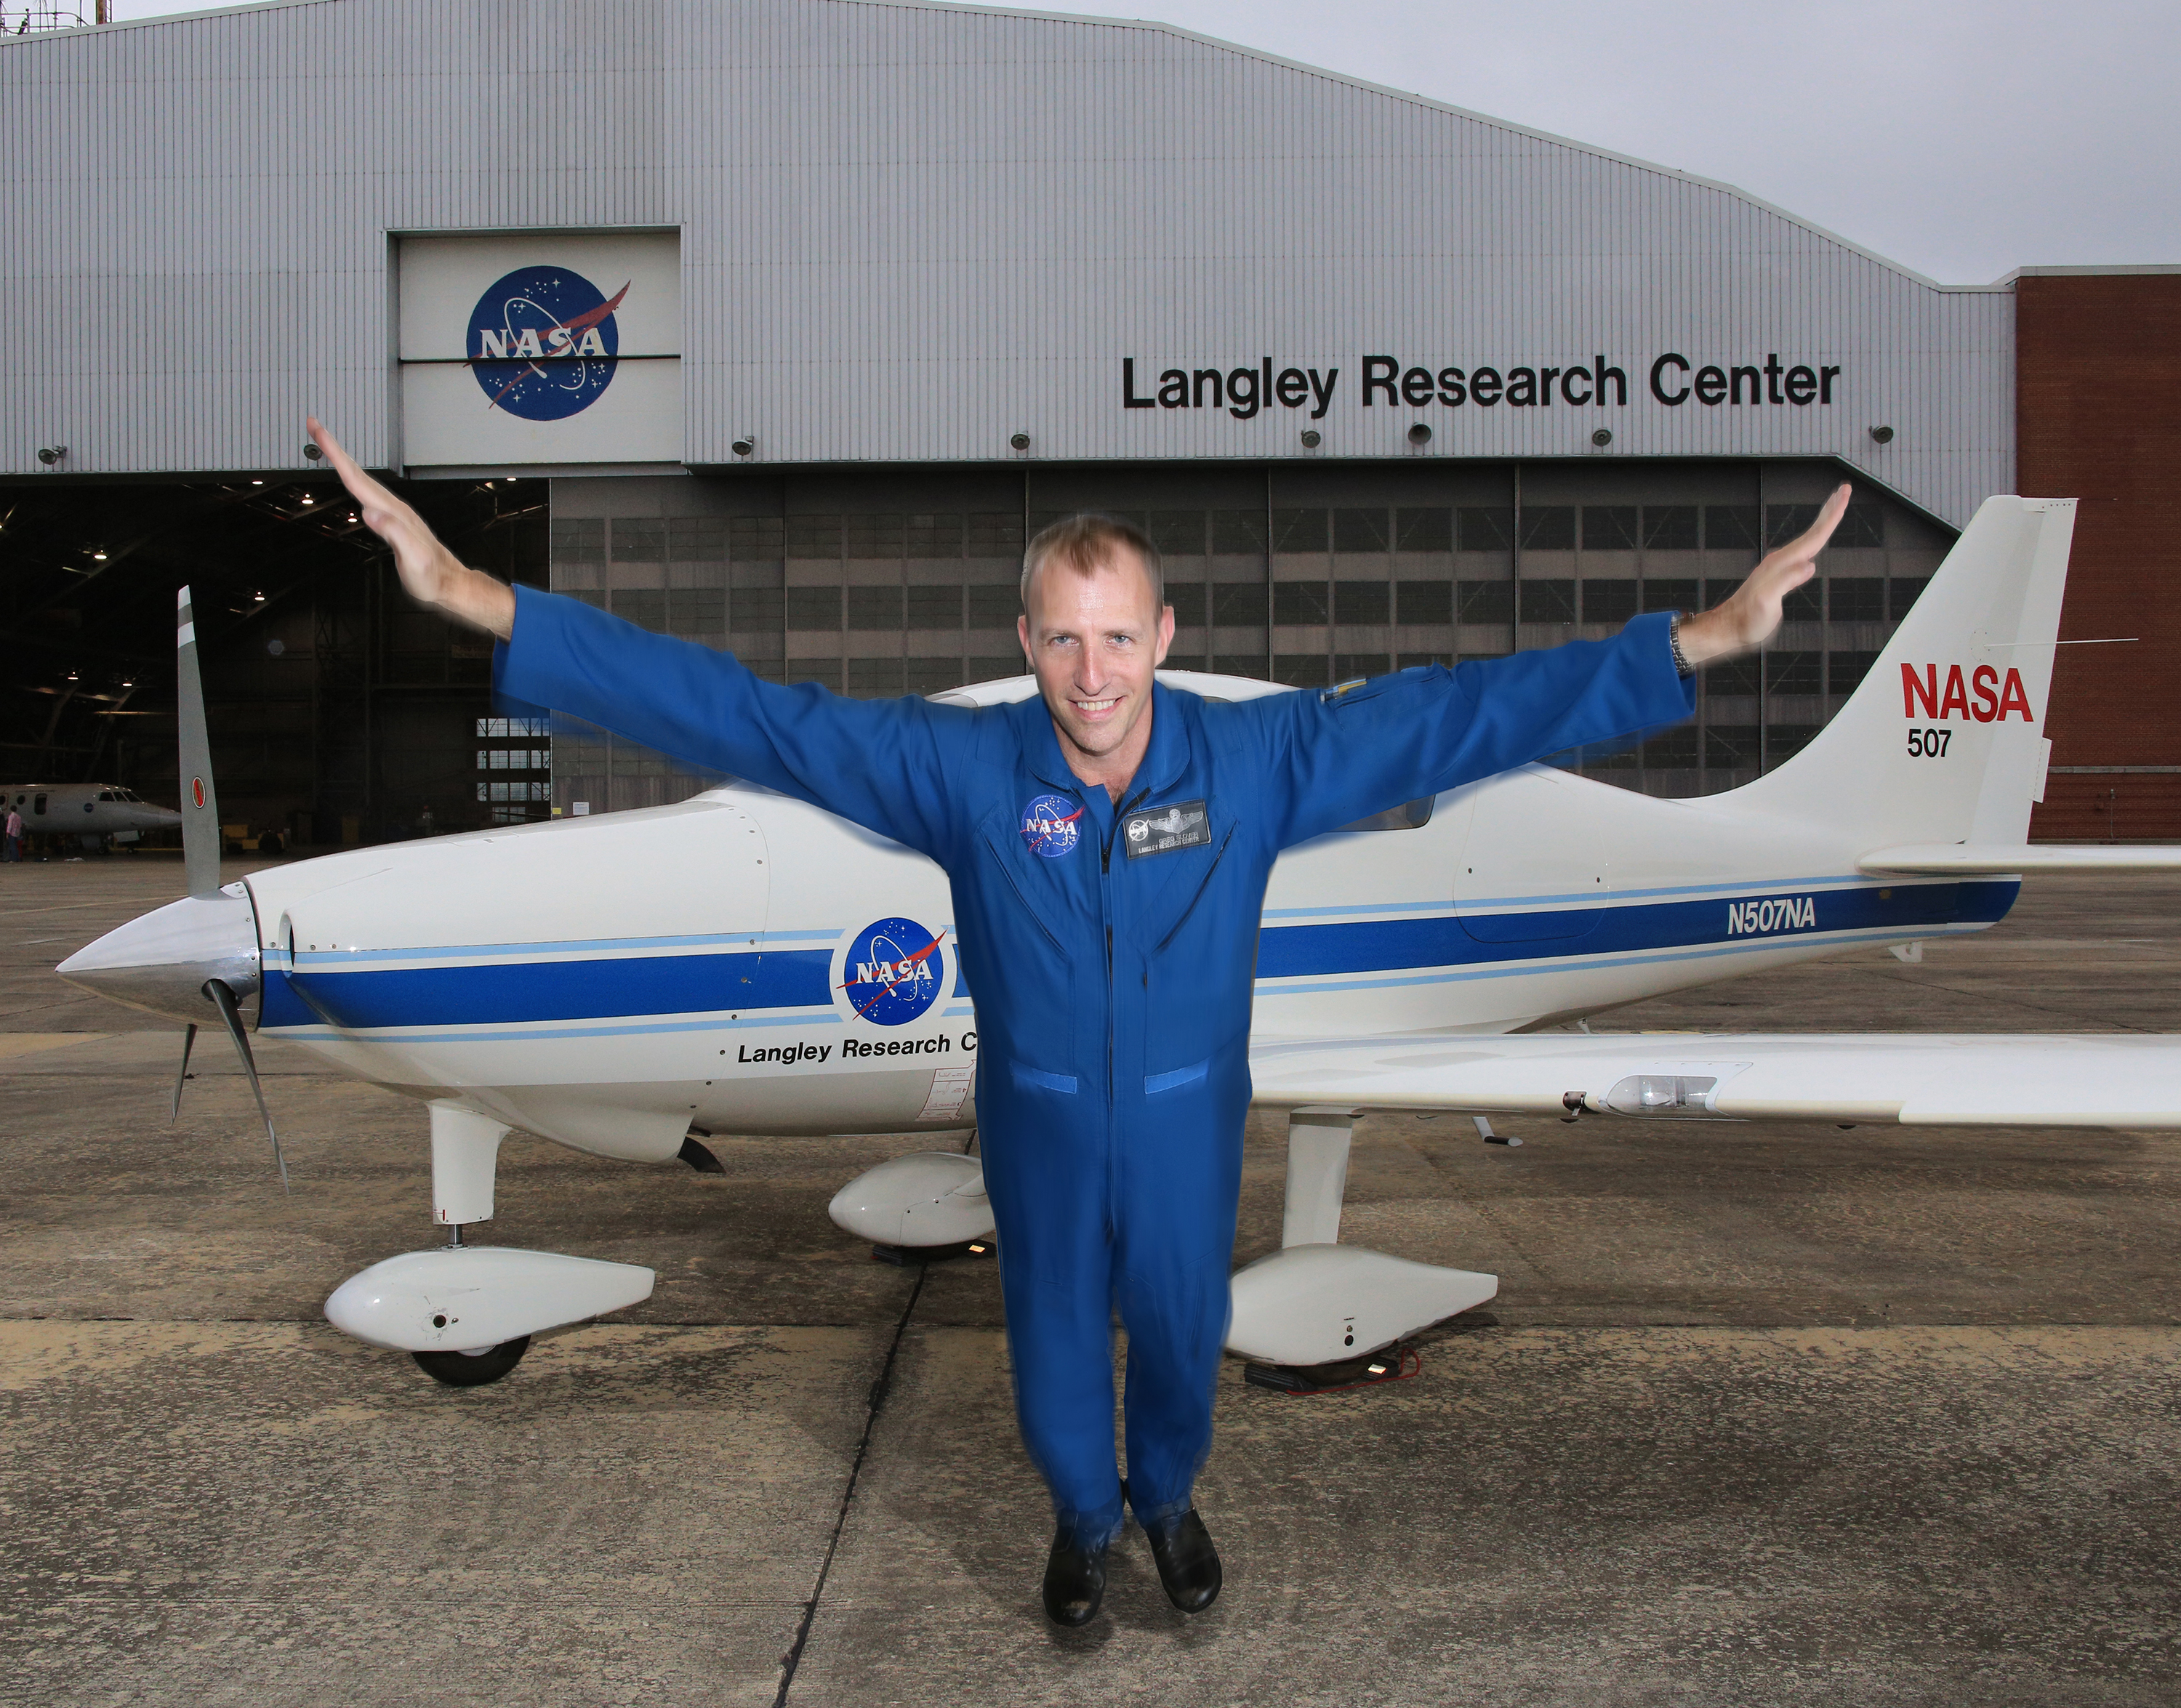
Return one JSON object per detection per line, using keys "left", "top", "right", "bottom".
{"left": 1018, "top": 544, "right": 1174, "bottom": 783}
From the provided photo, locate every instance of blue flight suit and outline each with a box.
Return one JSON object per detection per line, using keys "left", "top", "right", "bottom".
{"left": 497, "top": 588, "right": 1694, "bottom": 1540}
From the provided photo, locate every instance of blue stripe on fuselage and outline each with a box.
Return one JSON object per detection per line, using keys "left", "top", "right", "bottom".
{"left": 1256, "top": 879, "right": 2014, "bottom": 980}
{"left": 254, "top": 880, "right": 2017, "bottom": 1034}
{"left": 264, "top": 947, "right": 833, "bottom": 1031}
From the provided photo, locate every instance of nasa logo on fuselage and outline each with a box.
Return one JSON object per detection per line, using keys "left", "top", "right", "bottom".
{"left": 1020, "top": 793, "right": 1083, "bottom": 858}
{"left": 837, "top": 917, "right": 947, "bottom": 1027}
{"left": 465, "top": 266, "right": 630, "bottom": 421}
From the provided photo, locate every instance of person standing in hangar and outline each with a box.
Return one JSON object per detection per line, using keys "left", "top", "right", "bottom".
{"left": 308, "top": 416, "right": 1846, "bottom": 1626}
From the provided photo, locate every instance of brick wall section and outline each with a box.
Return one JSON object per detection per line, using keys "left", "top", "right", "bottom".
{"left": 2019, "top": 273, "right": 2181, "bottom": 840}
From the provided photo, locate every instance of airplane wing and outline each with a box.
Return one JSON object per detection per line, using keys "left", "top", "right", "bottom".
{"left": 1248, "top": 1031, "right": 2181, "bottom": 1129}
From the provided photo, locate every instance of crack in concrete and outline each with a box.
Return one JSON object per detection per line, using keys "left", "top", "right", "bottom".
{"left": 772, "top": 1260, "right": 928, "bottom": 1707}
{"left": 774, "top": 1129, "right": 976, "bottom": 1703}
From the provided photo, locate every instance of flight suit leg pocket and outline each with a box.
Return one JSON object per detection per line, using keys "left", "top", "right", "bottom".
{"left": 1011, "top": 1061, "right": 1079, "bottom": 1096}
{"left": 1144, "top": 1058, "right": 1209, "bottom": 1096}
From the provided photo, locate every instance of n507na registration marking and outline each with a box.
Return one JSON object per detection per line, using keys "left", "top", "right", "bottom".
{"left": 1727, "top": 895, "right": 1816, "bottom": 936}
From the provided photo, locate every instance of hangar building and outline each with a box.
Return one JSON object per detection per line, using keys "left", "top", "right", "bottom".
{"left": 2, "top": 0, "right": 2174, "bottom": 840}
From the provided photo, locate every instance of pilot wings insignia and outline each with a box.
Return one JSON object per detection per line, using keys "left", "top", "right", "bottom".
{"left": 1123, "top": 799, "right": 1210, "bottom": 858}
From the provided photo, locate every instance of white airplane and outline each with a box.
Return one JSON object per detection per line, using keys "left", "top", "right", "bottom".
{"left": 4, "top": 781, "right": 182, "bottom": 845}
{"left": 54, "top": 498, "right": 2181, "bottom": 1390}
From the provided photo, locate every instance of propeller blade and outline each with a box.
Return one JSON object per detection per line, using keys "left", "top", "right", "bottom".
{"left": 174, "top": 586, "right": 223, "bottom": 901}
{"left": 203, "top": 978, "right": 286, "bottom": 1193}
{"left": 170, "top": 1021, "right": 197, "bottom": 1122}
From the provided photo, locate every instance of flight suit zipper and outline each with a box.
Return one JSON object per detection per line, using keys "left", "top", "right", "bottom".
{"left": 1101, "top": 787, "right": 1150, "bottom": 1106}
{"left": 1101, "top": 786, "right": 1152, "bottom": 1233}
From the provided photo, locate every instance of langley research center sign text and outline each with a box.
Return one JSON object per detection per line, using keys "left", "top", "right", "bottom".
{"left": 1120, "top": 355, "right": 1846, "bottom": 421}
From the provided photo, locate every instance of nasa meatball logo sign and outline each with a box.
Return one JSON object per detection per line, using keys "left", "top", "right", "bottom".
{"left": 465, "top": 266, "right": 630, "bottom": 419}
{"left": 836, "top": 917, "right": 948, "bottom": 1027}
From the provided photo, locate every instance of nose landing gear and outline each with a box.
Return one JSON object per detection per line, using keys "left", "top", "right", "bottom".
{"left": 322, "top": 1103, "right": 656, "bottom": 1386}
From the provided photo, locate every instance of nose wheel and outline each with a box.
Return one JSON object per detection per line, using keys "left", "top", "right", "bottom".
{"left": 411, "top": 1336, "right": 531, "bottom": 1387}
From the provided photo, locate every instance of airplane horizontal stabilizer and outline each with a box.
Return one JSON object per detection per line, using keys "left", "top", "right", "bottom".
{"left": 1248, "top": 1031, "right": 2181, "bottom": 1129}
{"left": 1857, "top": 843, "right": 2181, "bottom": 875}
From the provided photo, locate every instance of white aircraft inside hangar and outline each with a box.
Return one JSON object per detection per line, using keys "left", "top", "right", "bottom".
{"left": 54, "top": 494, "right": 2181, "bottom": 1389}
{"left": 4, "top": 783, "right": 182, "bottom": 846}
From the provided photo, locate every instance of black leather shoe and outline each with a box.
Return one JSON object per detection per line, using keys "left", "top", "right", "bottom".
{"left": 1143, "top": 1508, "right": 1222, "bottom": 1613}
{"left": 1041, "top": 1527, "right": 1108, "bottom": 1627}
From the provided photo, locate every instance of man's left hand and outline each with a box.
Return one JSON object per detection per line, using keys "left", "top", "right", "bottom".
{"left": 1675, "top": 483, "right": 1851, "bottom": 667}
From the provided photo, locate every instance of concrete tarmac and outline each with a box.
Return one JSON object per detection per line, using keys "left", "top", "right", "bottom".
{"left": 3, "top": 855, "right": 2179, "bottom": 1704}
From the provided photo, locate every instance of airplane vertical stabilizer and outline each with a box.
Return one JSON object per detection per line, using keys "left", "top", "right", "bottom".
{"left": 1732, "top": 496, "right": 2075, "bottom": 850}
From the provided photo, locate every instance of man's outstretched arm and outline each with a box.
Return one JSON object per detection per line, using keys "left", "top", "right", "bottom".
{"left": 1258, "top": 483, "right": 1854, "bottom": 846}
{"left": 309, "top": 419, "right": 517, "bottom": 638}
{"left": 306, "top": 417, "right": 968, "bottom": 858}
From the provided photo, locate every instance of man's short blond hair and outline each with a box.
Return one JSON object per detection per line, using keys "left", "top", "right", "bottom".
{"left": 1019, "top": 513, "right": 1165, "bottom": 614}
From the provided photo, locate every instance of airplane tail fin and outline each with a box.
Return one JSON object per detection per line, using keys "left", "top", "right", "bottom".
{"left": 1730, "top": 496, "right": 2076, "bottom": 850}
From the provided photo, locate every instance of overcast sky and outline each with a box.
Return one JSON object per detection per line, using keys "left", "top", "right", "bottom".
{"left": 87, "top": 0, "right": 2180, "bottom": 284}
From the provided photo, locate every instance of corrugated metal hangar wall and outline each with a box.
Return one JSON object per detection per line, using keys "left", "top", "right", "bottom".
{"left": 4, "top": 0, "right": 2007, "bottom": 521}
{"left": 11, "top": 0, "right": 2166, "bottom": 840}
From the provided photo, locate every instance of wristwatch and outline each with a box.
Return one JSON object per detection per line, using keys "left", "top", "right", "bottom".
{"left": 1668, "top": 613, "right": 1695, "bottom": 677}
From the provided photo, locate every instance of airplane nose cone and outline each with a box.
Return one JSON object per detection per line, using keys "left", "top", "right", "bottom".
{"left": 56, "top": 885, "right": 261, "bottom": 1026}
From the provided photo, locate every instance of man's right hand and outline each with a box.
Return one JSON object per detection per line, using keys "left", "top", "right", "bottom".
{"left": 307, "top": 418, "right": 518, "bottom": 640}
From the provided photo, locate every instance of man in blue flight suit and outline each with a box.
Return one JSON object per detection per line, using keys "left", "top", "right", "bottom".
{"left": 310, "top": 418, "right": 1846, "bottom": 1626}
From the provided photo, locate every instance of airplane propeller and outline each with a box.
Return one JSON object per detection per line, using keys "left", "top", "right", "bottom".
{"left": 170, "top": 1022, "right": 196, "bottom": 1121}
{"left": 167, "top": 584, "right": 289, "bottom": 1192}
{"left": 203, "top": 975, "right": 287, "bottom": 1191}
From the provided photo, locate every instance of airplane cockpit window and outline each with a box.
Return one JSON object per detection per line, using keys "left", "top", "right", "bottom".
{"left": 1338, "top": 797, "right": 1434, "bottom": 833}
{"left": 97, "top": 791, "right": 115, "bottom": 801}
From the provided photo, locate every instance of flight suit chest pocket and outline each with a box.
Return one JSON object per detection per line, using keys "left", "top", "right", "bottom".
{"left": 1129, "top": 807, "right": 1239, "bottom": 956}
{"left": 977, "top": 802, "right": 1086, "bottom": 956}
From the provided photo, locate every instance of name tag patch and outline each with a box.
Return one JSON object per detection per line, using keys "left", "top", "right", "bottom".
{"left": 1123, "top": 799, "right": 1210, "bottom": 858}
